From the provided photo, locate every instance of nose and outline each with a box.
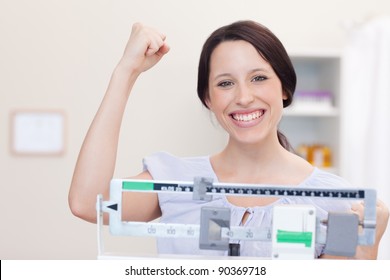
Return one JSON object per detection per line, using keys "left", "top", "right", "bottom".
{"left": 235, "top": 84, "right": 255, "bottom": 106}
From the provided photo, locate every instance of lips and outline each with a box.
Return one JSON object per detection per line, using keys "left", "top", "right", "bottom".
{"left": 230, "top": 109, "right": 265, "bottom": 122}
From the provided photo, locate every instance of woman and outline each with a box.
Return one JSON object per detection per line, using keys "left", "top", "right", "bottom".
{"left": 69, "top": 20, "right": 388, "bottom": 258}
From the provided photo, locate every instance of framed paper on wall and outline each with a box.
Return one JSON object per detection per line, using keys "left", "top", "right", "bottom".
{"left": 10, "top": 110, "right": 66, "bottom": 156}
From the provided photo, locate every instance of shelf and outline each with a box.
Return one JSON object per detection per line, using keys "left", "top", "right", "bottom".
{"left": 281, "top": 51, "right": 342, "bottom": 176}
{"left": 283, "top": 106, "right": 339, "bottom": 117}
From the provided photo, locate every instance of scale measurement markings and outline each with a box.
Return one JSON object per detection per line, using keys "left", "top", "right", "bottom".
{"left": 123, "top": 222, "right": 201, "bottom": 238}
{"left": 120, "top": 221, "right": 272, "bottom": 241}
{"left": 122, "top": 181, "right": 365, "bottom": 199}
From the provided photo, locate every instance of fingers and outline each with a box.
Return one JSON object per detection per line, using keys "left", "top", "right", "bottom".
{"left": 376, "top": 199, "right": 390, "bottom": 223}
{"left": 145, "top": 37, "right": 170, "bottom": 57}
{"left": 351, "top": 201, "right": 363, "bottom": 212}
{"left": 131, "top": 22, "right": 169, "bottom": 57}
{"left": 350, "top": 200, "right": 390, "bottom": 224}
{"left": 351, "top": 201, "right": 364, "bottom": 219}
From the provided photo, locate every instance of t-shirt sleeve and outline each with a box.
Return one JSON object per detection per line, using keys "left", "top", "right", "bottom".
{"left": 142, "top": 151, "right": 217, "bottom": 181}
{"left": 143, "top": 151, "right": 182, "bottom": 180}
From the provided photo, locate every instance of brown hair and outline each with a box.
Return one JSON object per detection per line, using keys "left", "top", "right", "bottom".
{"left": 197, "top": 20, "right": 295, "bottom": 151}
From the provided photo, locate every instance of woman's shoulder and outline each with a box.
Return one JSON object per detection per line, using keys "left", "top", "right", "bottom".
{"left": 300, "top": 167, "right": 353, "bottom": 188}
{"left": 142, "top": 151, "right": 216, "bottom": 181}
{"left": 143, "top": 151, "right": 210, "bottom": 168}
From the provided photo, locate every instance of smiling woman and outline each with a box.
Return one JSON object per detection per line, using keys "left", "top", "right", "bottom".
{"left": 68, "top": 20, "right": 389, "bottom": 259}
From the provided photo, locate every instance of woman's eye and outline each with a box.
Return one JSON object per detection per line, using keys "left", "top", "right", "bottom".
{"left": 252, "top": 75, "right": 266, "bottom": 82}
{"left": 217, "top": 81, "right": 234, "bottom": 88}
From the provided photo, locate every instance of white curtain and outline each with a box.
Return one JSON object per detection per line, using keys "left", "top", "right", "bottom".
{"left": 340, "top": 17, "right": 390, "bottom": 259}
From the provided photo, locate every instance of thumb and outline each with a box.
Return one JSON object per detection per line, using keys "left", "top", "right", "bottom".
{"left": 350, "top": 201, "right": 364, "bottom": 220}
{"left": 155, "top": 43, "right": 170, "bottom": 57}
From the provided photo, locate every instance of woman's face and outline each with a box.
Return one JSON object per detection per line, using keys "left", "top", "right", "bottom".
{"left": 206, "top": 40, "right": 287, "bottom": 146}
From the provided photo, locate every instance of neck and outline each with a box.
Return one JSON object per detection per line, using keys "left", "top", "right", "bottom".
{"left": 212, "top": 135, "right": 290, "bottom": 183}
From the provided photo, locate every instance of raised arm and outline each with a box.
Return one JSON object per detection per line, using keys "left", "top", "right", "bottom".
{"left": 68, "top": 23, "right": 170, "bottom": 224}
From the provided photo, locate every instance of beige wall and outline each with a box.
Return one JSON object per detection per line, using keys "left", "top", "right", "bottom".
{"left": 1, "top": 0, "right": 389, "bottom": 259}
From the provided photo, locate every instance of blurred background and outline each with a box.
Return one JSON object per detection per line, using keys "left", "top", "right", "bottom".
{"left": 1, "top": 0, "right": 389, "bottom": 259}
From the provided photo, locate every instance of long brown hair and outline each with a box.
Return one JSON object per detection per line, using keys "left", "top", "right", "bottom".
{"left": 197, "top": 20, "right": 296, "bottom": 151}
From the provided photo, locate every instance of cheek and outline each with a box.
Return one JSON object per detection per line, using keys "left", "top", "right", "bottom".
{"left": 207, "top": 90, "right": 229, "bottom": 112}
{"left": 257, "top": 84, "right": 284, "bottom": 105}
{"left": 212, "top": 98, "right": 233, "bottom": 116}
{"left": 267, "top": 83, "right": 285, "bottom": 104}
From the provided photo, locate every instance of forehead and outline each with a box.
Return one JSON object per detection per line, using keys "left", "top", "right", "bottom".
{"left": 209, "top": 40, "right": 272, "bottom": 73}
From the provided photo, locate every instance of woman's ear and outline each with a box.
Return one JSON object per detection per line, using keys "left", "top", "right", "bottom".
{"left": 205, "top": 97, "right": 212, "bottom": 111}
{"left": 282, "top": 91, "right": 288, "bottom": 101}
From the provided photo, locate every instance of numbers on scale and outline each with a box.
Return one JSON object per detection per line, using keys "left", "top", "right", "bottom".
{"left": 147, "top": 226, "right": 156, "bottom": 235}
{"left": 145, "top": 224, "right": 198, "bottom": 237}
{"left": 246, "top": 230, "right": 254, "bottom": 239}
{"left": 267, "top": 229, "right": 272, "bottom": 240}
{"left": 187, "top": 227, "right": 195, "bottom": 236}
{"left": 167, "top": 226, "right": 176, "bottom": 235}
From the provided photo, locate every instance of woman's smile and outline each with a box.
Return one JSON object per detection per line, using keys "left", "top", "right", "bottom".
{"left": 230, "top": 109, "right": 266, "bottom": 128}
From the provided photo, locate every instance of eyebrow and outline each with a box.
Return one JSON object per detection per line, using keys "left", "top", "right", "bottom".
{"left": 212, "top": 68, "right": 271, "bottom": 81}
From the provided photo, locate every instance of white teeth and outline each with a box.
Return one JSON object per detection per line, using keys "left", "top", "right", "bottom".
{"left": 232, "top": 110, "right": 263, "bottom": 122}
